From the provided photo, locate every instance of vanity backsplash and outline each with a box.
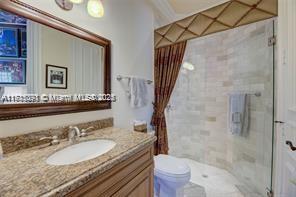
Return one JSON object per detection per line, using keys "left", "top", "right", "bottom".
{"left": 0, "top": 118, "right": 113, "bottom": 154}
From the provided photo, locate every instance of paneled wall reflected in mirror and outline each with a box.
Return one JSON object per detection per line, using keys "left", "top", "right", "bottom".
{"left": 0, "top": 9, "right": 105, "bottom": 105}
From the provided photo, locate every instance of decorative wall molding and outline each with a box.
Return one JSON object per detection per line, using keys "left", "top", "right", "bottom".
{"left": 154, "top": 0, "right": 278, "bottom": 48}
{"left": 27, "top": 20, "right": 42, "bottom": 94}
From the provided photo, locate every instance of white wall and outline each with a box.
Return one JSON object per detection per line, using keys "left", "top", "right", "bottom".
{"left": 41, "top": 25, "right": 72, "bottom": 94}
{"left": 0, "top": 0, "right": 154, "bottom": 137}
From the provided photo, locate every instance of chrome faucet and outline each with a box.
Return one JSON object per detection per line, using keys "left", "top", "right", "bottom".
{"left": 39, "top": 135, "right": 60, "bottom": 146}
{"left": 68, "top": 126, "right": 94, "bottom": 143}
{"left": 68, "top": 126, "right": 81, "bottom": 143}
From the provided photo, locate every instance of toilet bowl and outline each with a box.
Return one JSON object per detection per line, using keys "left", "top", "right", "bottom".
{"left": 154, "top": 155, "right": 191, "bottom": 197}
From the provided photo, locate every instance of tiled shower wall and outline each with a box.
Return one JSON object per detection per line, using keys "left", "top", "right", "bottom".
{"left": 166, "top": 19, "right": 274, "bottom": 195}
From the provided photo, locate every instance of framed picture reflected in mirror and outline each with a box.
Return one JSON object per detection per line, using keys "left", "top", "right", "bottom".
{"left": 0, "top": 27, "right": 18, "bottom": 57}
{"left": 0, "top": 59, "right": 26, "bottom": 84}
{"left": 46, "top": 64, "right": 68, "bottom": 89}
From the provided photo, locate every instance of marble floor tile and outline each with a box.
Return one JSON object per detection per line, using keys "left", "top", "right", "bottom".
{"left": 184, "top": 182, "right": 207, "bottom": 197}
{"left": 182, "top": 158, "right": 244, "bottom": 197}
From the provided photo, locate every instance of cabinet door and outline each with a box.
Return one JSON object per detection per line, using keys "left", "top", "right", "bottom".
{"left": 128, "top": 177, "right": 150, "bottom": 197}
{"left": 113, "top": 165, "right": 154, "bottom": 197}
{"left": 66, "top": 147, "right": 154, "bottom": 197}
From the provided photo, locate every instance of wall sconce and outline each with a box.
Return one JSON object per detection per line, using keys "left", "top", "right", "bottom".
{"left": 55, "top": 0, "right": 73, "bottom": 11}
{"left": 182, "top": 62, "right": 195, "bottom": 71}
{"left": 87, "top": 0, "right": 104, "bottom": 18}
{"left": 69, "top": 0, "right": 84, "bottom": 3}
{"left": 55, "top": 0, "right": 104, "bottom": 18}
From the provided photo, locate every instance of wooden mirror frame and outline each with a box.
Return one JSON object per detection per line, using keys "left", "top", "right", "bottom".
{"left": 0, "top": 0, "right": 111, "bottom": 120}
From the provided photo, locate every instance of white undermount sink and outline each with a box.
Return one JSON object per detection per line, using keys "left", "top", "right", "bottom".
{"left": 46, "top": 139, "right": 116, "bottom": 166}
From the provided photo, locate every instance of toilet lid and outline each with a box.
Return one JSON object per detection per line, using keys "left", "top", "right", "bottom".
{"left": 154, "top": 155, "right": 190, "bottom": 177}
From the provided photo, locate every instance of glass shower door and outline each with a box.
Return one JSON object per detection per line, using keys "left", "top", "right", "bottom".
{"left": 229, "top": 19, "right": 275, "bottom": 196}
{"left": 166, "top": 18, "right": 276, "bottom": 197}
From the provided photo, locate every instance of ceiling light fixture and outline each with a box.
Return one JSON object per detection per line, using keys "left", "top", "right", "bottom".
{"left": 87, "top": 0, "right": 104, "bottom": 18}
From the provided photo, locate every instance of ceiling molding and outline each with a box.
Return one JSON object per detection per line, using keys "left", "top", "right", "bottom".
{"left": 151, "top": 0, "right": 231, "bottom": 28}
{"left": 149, "top": 0, "right": 178, "bottom": 28}
{"left": 168, "top": 0, "right": 230, "bottom": 15}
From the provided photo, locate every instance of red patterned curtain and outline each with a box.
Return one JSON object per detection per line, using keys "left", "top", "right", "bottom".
{"left": 152, "top": 41, "right": 187, "bottom": 155}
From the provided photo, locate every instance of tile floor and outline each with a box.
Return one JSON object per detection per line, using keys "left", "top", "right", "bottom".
{"left": 182, "top": 158, "right": 244, "bottom": 197}
{"left": 184, "top": 182, "right": 207, "bottom": 197}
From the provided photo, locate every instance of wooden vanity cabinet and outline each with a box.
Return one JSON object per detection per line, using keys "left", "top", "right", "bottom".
{"left": 66, "top": 145, "right": 154, "bottom": 197}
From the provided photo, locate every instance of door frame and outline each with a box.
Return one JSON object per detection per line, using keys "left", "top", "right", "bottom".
{"left": 274, "top": 0, "right": 296, "bottom": 196}
{"left": 274, "top": 0, "right": 285, "bottom": 195}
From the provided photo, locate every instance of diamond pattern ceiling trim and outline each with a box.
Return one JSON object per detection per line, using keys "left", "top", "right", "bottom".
{"left": 155, "top": 0, "right": 277, "bottom": 48}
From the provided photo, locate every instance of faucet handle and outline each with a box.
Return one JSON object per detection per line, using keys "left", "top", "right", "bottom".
{"left": 51, "top": 136, "right": 60, "bottom": 145}
{"left": 39, "top": 135, "right": 57, "bottom": 141}
{"left": 40, "top": 135, "right": 60, "bottom": 146}
{"left": 80, "top": 126, "right": 94, "bottom": 137}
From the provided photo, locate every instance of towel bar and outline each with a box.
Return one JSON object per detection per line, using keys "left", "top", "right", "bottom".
{"left": 228, "top": 92, "right": 261, "bottom": 97}
{"left": 116, "top": 75, "right": 153, "bottom": 84}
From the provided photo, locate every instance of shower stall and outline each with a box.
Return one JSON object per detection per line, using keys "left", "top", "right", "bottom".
{"left": 166, "top": 19, "right": 275, "bottom": 197}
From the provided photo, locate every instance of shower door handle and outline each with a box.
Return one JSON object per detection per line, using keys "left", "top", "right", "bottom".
{"left": 286, "top": 141, "right": 296, "bottom": 151}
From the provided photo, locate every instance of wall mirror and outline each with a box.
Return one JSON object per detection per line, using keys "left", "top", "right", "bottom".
{"left": 0, "top": 0, "right": 111, "bottom": 120}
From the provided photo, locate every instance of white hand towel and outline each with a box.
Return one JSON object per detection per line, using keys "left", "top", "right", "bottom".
{"left": 128, "top": 77, "right": 149, "bottom": 108}
{"left": 0, "top": 87, "right": 4, "bottom": 104}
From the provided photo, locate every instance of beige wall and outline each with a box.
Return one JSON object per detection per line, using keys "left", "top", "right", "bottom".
{"left": 0, "top": 0, "right": 154, "bottom": 137}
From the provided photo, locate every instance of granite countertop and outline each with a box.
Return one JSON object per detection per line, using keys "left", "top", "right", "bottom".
{"left": 0, "top": 127, "right": 156, "bottom": 197}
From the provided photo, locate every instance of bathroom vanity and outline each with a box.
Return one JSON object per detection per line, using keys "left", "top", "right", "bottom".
{"left": 67, "top": 141, "right": 154, "bottom": 197}
{"left": 0, "top": 127, "right": 156, "bottom": 196}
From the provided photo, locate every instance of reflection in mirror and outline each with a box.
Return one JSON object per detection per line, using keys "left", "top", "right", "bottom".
{"left": 0, "top": 9, "right": 105, "bottom": 104}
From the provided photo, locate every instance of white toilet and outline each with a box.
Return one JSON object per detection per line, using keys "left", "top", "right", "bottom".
{"left": 154, "top": 154, "right": 191, "bottom": 197}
